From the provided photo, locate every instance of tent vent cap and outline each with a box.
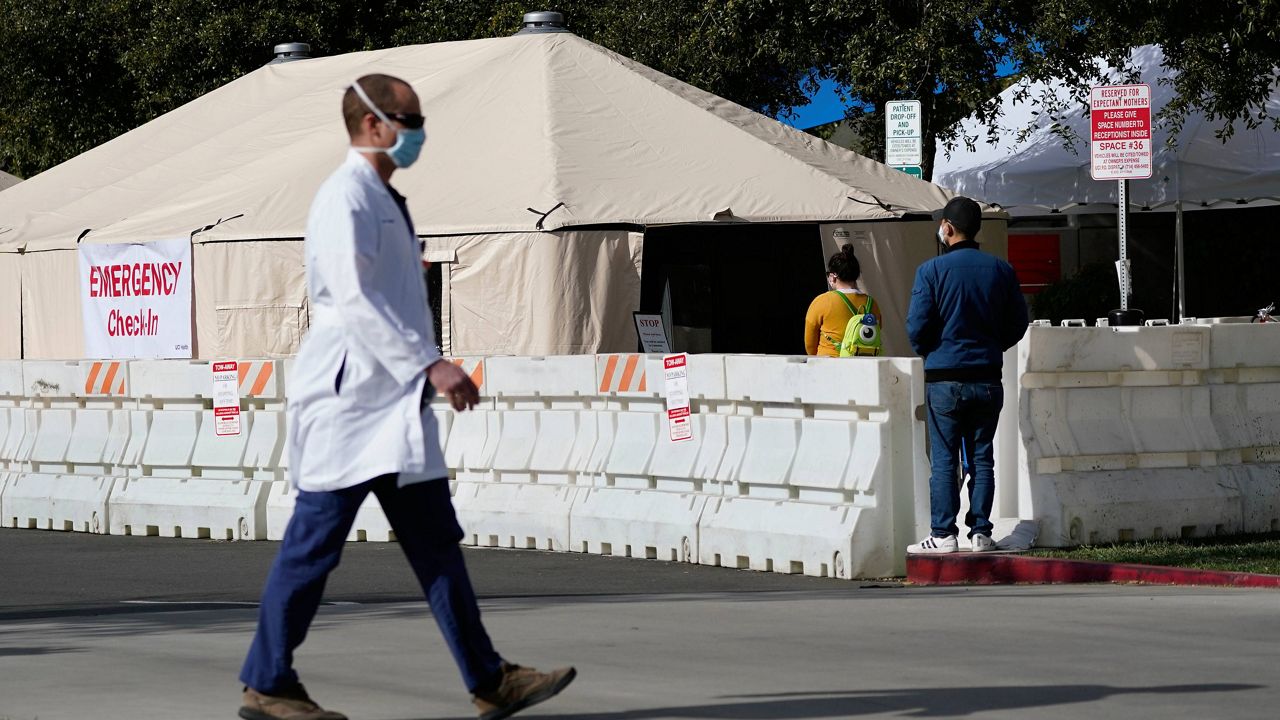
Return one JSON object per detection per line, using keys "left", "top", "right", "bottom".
{"left": 516, "top": 11, "right": 568, "bottom": 34}
{"left": 270, "top": 42, "right": 312, "bottom": 64}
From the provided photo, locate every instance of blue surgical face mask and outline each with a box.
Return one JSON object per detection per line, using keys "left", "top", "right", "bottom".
{"left": 349, "top": 81, "right": 426, "bottom": 168}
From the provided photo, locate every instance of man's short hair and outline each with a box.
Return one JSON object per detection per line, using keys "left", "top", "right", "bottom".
{"left": 342, "top": 74, "right": 411, "bottom": 137}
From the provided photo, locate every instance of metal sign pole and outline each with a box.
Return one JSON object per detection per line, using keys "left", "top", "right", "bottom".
{"left": 1118, "top": 179, "right": 1129, "bottom": 311}
{"left": 1175, "top": 200, "right": 1185, "bottom": 321}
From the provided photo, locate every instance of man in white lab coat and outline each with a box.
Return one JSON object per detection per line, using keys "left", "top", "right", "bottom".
{"left": 238, "top": 74, "right": 575, "bottom": 720}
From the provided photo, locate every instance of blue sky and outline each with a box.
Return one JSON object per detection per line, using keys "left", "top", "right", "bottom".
{"left": 777, "top": 77, "right": 850, "bottom": 129}
{"left": 779, "top": 60, "right": 1022, "bottom": 130}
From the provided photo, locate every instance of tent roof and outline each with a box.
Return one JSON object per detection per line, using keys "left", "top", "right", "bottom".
{"left": 0, "top": 171, "right": 19, "bottom": 191}
{"left": 934, "top": 46, "right": 1280, "bottom": 215}
{"left": 0, "top": 32, "right": 959, "bottom": 252}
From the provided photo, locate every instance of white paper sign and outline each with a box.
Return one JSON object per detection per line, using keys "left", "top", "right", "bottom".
{"left": 663, "top": 353, "right": 693, "bottom": 442}
{"left": 633, "top": 313, "right": 671, "bottom": 354}
{"left": 79, "top": 238, "right": 193, "bottom": 359}
{"left": 212, "top": 361, "right": 241, "bottom": 436}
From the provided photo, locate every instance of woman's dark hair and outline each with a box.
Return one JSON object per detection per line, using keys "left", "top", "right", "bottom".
{"left": 827, "top": 243, "right": 861, "bottom": 283}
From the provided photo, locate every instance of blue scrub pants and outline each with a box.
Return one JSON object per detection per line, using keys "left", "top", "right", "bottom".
{"left": 240, "top": 475, "right": 503, "bottom": 694}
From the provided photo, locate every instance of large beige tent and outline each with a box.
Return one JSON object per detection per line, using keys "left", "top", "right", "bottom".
{"left": 0, "top": 171, "right": 19, "bottom": 192}
{"left": 0, "top": 30, "right": 1004, "bottom": 360}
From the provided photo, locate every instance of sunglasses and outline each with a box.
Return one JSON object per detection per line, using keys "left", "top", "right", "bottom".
{"left": 384, "top": 112, "right": 425, "bottom": 129}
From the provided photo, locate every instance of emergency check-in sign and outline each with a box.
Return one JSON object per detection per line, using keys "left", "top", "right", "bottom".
{"left": 78, "top": 237, "right": 193, "bottom": 359}
{"left": 212, "top": 361, "right": 242, "bottom": 437}
{"left": 663, "top": 353, "right": 693, "bottom": 442}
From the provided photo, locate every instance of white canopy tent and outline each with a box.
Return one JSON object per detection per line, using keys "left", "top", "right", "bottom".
{"left": 0, "top": 31, "right": 1000, "bottom": 360}
{"left": 934, "top": 45, "right": 1280, "bottom": 318}
{"left": 934, "top": 45, "right": 1280, "bottom": 213}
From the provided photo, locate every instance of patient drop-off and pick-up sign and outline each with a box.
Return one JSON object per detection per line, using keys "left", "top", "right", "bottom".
{"left": 1090, "top": 84, "right": 1152, "bottom": 181}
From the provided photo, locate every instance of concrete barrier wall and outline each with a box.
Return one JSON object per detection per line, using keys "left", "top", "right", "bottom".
{"left": 0, "top": 354, "right": 927, "bottom": 579}
{"left": 0, "top": 359, "right": 287, "bottom": 540}
{"left": 6, "top": 326, "right": 1278, "bottom": 574}
{"left": 1000, "top": 324, "right": 1280, "bottom": 546}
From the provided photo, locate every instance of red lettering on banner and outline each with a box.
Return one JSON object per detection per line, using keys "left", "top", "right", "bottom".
{"left": 87, "top": 262, "right": 186, "bottom": 298}
{"left": 106, "top": 308, "right": 161, "bottom": 337}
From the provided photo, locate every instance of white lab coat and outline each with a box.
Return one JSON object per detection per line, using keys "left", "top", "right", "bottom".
{"left": 286, "top": 150, "right": 445, "bottom": 491}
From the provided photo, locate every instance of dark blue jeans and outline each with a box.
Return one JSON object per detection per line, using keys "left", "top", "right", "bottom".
{"left": 925, "top": 381, "right": 1004, "bottom": 539}
{"left": 240, "top": 476, "right": 503, "bottom": 694}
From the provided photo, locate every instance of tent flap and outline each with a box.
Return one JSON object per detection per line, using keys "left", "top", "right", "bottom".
{"left": 448, "top": 229, "right": 643, "bottom": 356}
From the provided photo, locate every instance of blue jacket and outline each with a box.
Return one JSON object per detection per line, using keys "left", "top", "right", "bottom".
{"left": 906, "top": 240, "right": 1028, "bottom": 373}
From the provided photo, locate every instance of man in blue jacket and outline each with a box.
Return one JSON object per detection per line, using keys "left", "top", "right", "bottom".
{"left": 906, "top": 196, "right": 1028, "bottom": 554}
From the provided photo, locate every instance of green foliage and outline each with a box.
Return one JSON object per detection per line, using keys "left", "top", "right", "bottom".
{"left": 0, "top": 1, "right": 812, "bottom": 177}
{"left": 1030, "top": 261, "right": 1120, "bottom": 325}
{"left": 1, "top": 1, "right": 1277, "bottom": 179}
{"left": 1094, "top": 0, "right": 1280, "bottom": 142}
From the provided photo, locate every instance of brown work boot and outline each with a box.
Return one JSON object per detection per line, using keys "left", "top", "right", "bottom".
{"left": 239, "top": 683, "right": 348, "bottom": 720}
{"left": 472, "top": 662, "right": 577, "bottom": 720}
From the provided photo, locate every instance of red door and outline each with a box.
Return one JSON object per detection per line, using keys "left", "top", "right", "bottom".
{"left": 1007, "top": 233, "right": 1061, "bottom": 294}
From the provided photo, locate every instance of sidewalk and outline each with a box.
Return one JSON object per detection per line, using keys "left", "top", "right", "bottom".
{"left": 2, "top": 572, "right": 1275, "bottom": 719}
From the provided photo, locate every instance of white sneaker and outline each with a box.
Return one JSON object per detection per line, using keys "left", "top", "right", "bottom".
{"left": 907, "top": 534, "right": 958, "bottom": 554}
{"left": 970, "top": 534, "right": 997, "bottom": 552}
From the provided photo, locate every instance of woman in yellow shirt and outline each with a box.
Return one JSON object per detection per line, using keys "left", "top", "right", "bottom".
{"left": 804, "top": 244, "right": 881, "bottom": 356}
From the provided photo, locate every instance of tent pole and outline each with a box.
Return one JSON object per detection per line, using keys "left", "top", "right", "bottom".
{"left": 1175, "top": 200, "right": 1185, "bottom": 321}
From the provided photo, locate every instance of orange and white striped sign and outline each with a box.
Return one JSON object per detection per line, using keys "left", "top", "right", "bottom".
{"left": 597, "top": 354, "right": 648, "bottom": 394}
{"left": 83, "top": 361, "right": 127, "bottom": 396}
{"left": 236, "top": 361, "right": 278, "bottom": 397}
{"left": 449, "top": 357, "right": 485, "bottom": 392}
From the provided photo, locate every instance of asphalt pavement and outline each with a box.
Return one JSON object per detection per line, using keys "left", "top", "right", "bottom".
{"left": 1, "top": 529, "right": 1276, "bottom": 720}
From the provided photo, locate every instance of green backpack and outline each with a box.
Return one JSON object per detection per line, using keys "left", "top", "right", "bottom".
{"left": 826, "top": 291, "right": 882, "bottom": 357}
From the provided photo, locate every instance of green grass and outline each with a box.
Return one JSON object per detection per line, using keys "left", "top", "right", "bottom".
{"left": 1028, "top": 532, "right": 1280, "bottom": 576}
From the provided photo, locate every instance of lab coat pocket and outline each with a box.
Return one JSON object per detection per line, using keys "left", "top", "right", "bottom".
{"left": 333, "top": 351, "right": 348, "bottom": 396}
{"left": 341, "top": 345, "right": 401, "bottom": 409}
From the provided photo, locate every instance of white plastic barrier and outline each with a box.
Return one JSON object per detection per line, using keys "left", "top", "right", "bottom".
{"left": 449, "top": 356, "right": 583, "bottom": 551}
{"left": 1004, "top": 324, "right": 1280, "bottom": 545}
{"left": 566, "top": 355, "right": 724, "bottom": 564}
{"left": 108, "top": 360, "right": 289, "bottom": 540}
{"left": 0, "top": 359, "right": 297, "bottom": 538}
{"left": 0, "top": 362, "right": 24, "bottom": 399}
{"left": 4, "top": 473, "right": 114, "bottom": 533}
{"left": 445, "top": 353, "right": 926, "bottom": 578}
{"left": 110, "top": 475, "right": 268, "bottom": 540}
{"left": 697, "top": 356, "right": 924, "bottom": 578}
{"left": 0, "top": 360, "right": 132, "bottom": 534}
{"left": 14, "top": 337, "right": 1274, "bottom": 577}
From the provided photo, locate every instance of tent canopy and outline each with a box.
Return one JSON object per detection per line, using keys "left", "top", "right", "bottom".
{"left": 0, "top": 31, "right": 962, "bottom": 253}
{"left": 0, "top": 171, "right": 19, "bottom": 192}
{"left": 934, "top": 46, "right": 1280, "bottom": 214}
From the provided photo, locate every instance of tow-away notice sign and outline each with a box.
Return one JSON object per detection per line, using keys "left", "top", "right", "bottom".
{"left": 212, "top": 361, "right": 241, "bottom": 436}
{"left": 663, "top": 354, "right": 693, "bottom": 442}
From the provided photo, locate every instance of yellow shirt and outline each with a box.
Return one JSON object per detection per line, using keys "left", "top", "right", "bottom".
{"left": 804, "top": 290, "right": 880, "bottom": 357}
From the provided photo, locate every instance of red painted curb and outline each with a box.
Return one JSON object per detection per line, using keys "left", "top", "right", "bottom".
{"left": 907, "top": 553, "right": 1280, "bottom": 589}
